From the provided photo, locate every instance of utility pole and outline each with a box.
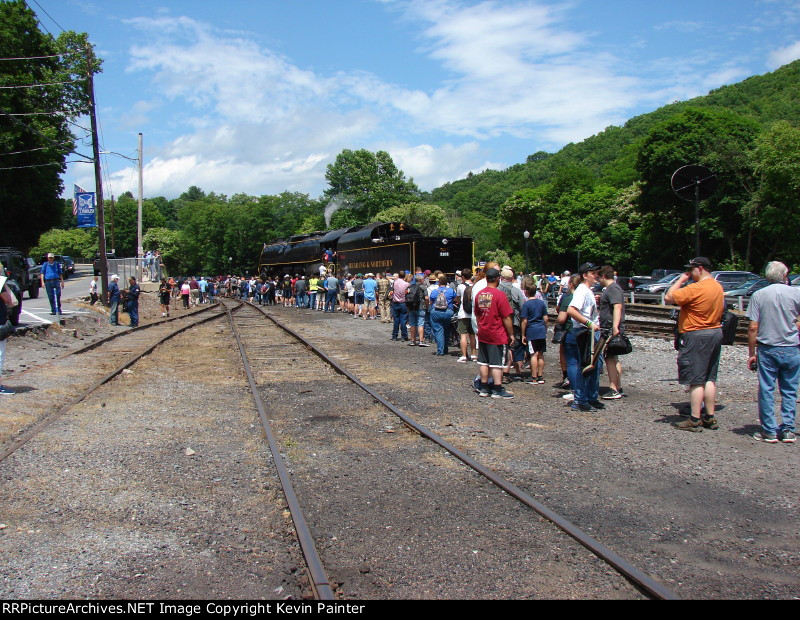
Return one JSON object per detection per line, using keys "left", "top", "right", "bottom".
{"left": 138, "top": 132, "right": 143, "bottom": 282}
{"left": 86, "top": 45, "right": 108, "bottom": 305}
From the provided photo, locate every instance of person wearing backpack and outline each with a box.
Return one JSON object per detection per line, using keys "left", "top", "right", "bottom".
{"left": 456, "top": 269, "right": 476, "bottom": 362}
{"left": 429, "top": 275, "right": 456, "bottom": 356}
{"left": 407, "top": 274, "right": 430, "bottom": 346}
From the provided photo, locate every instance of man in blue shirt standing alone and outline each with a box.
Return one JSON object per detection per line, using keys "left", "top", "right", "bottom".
{"left": 40, "top": 253, "right": 63, "bottom": 315}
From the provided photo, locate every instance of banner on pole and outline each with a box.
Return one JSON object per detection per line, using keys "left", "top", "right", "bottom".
{"left": 75, "top": 192, "right": 97, "bottom": 228}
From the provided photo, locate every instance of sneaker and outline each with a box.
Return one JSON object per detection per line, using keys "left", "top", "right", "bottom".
{"left": 536, "top": 377, "right": 545, "bottom": 384}
{"left": 471, "top": 355, "right": 478, "bottom": 361}
{"left": 457, "top": 356, "right": 468, "bottom": 363}
{"left": 588, "top": 400, "right": 606, "bottom": 410}
{"left": 478, "top": 387, "right": 491, "bottom": 397}
{"left": 556, "top": 378, "right": 570, "bottom": 389}
{"left": 408, "top": 341, "right": 418, "bottom": 346}
{"left": 779, "top": 431, "right": 797, "bottom": 444}
{"left": 562, "top": 392, "right": 575, "bottom": 401}
{"left": 418, "top": 342, "right": 431, "bottom": 347}
{"left": 702, "top": 416, "right": 719, "bottom": 430}
{"left": 491, "top": 388, "right": 515, "bottom": 399}
{"left": 0, "top": 385, "right": 15, "bottom": 395}
{"left": 570, "top": 402, "right": 595, "bottom": 412}
{"left": 675, "top": 417, "right": 703, "bottom": 432}
{"left": 603, "top": 389, "right": 622, "bottom": 400}
{"left": 525, "top": 377, "right": 537, "bottom": 385}
{"left": 753, "top": 431, "right": 779, "bottom": 443}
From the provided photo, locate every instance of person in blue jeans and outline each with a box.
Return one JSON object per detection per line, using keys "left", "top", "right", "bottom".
{"left": 127, "top": 276, "right": 140, "bottom": 327}
{"left": 429, "top": 276, "right": 456, "bottom": 356}
{"left": 108, "top": 275, "right": 121, "bottom": 325}
{"left": 40, "top": 253, "right": 63, "bottom": 315}
{"left": 747, "top": 261, "right": 800, "bottom": 443}
{"left": 565, "top": 263, "right": 605, "bottom": 412}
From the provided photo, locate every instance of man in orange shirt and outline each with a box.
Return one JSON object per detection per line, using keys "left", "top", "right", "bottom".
{"left": 665, "top": 257, "right": 725, "bottom": 432}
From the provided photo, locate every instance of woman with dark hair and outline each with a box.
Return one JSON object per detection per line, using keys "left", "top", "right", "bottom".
{"left": 159, "top": 278, "right": 171, "bottom": 317}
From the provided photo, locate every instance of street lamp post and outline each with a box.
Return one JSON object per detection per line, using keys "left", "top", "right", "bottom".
{"left": 523, "top": 230, "right": 530, "bottom": 275}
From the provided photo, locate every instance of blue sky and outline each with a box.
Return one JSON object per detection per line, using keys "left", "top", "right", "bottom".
{"left": 28, "top": 0, "right": 800, "bottom": 200}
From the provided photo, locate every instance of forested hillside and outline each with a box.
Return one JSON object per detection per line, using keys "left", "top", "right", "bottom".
{"left": 425, "top": 59, "right": 800, "bottom": 273}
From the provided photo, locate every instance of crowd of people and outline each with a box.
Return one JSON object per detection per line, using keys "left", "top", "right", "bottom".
{"left": 2, "top": 253, "right": 797, "bottom": 446}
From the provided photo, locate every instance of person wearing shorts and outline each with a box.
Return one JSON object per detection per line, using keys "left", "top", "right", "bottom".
{"left": 473, "top": 268, "right": 514, "bottom": 399}
{"left": 665, "top": 257, "right": 724, "bottom": 432}
{"left": 521, "top": 285, "right": 548, "bottom": 384}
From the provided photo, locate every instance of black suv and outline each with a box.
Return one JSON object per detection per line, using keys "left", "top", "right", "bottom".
{"left": 0, "top": 246, "right": 39, "bottom": 299}
{"left": 93, "top": 251, "right": 116, "bottom": 276}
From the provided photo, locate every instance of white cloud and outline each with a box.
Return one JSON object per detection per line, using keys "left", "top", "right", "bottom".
{"left": 387, "top": 141, "right": 499, "bottom": 189}
{"left": 767, "top": 40, "right": 800, "bottom": 69}
{"left": 111, "top": 2, "right": 772, "bottom": 200}
{"left": 118, "top": 4, "right": 648, "bottom": 198}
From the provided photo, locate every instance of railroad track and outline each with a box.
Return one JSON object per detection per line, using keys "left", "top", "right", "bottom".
{"left": 547, "top": 310, "right": 748, "bottom": 344}
{"left": 226, "top": 300, "right": 678, "bottom": 600}
{"left": 0, "top": 303, "right": 228, "bottom": 464}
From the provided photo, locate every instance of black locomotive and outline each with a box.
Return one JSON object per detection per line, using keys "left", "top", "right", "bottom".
{"left": 258, "top": 222, "right": 473, "bottom": 279}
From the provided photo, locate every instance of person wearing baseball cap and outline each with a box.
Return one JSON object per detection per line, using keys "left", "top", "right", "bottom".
{"left": 40, "top": 253, "right": 64, "bottom": 315}
{"left": 665, "top": 256, "right": 724, "bottom": 432}
{"left": 565, "top": 262, "right": 605, "bottom": 412}
{"left": 108, "top": 274, "right": 121, "bottom": 326}
{"left": 473, "top": 267, "right": 515, "bottom": 399}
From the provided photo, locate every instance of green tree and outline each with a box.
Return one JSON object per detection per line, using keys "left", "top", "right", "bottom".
{"left": 143, "top": 227, "right": 182, "bottom": 276}
{"left": 30, "top": 227, "right": 98, "bottom": 258}
{"left": 748, "top": 120, "right": 800, "bottom": 266}
{"left": 0, "top": 1, "right": 101, "bottom": 251}
{"left": 109, "top": 193, "right": 166, "bottom": 256}
{"left": 373, "top": 202, "right": 449, "bottom": 236}
{"left": 324, "top": 149, "right": 419, "bottom": 224}
{"left": 635, "top": 107, "right": 759, "bottom": 267}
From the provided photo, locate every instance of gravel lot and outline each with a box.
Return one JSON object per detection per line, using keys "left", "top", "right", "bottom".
{"left": 0, "top": 297, "right": 797, "bottom": 599}
{"left": 262, "top": 304, "right": 799, "bottom": 600}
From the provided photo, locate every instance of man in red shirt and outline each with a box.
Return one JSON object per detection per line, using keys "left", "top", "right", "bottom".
{"left": 474, "top": 268, "right": 514, "bottom": 398}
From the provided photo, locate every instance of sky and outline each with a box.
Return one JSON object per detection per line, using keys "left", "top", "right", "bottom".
{"left": 26, "top": 0, "right": 800, "bottom": 201}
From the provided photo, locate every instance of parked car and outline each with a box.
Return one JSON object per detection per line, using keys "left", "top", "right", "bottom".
{"left": 633, "top": 273, "right": 687, "bottom": 303}
{"left": 630, "top": 269, "right": 682, "bottom": 289}
{"left": 711, "top": 270, "right": 758, "bottom": 287}
{"left": 724, "top": 277, "right": 769, "bottom": 298}
{"left": 61, "top": 255, "right": 75, "bottom": 275}
{"left": 93, "top": 251, "right": 116, "bottom": 276}
{"left": 0, "top": 246, "right": 40, "bottom": 299}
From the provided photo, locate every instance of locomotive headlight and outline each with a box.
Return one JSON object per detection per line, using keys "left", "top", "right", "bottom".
{"left": 441, "top": 238, "right": 448, "bottom": 245}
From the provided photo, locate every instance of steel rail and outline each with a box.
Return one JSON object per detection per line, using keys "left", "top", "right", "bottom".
{"left": 223, "top": 302, "right": 335, "bottom": 601}
{"left": 251, "top": 302, "right": 679, "bottom": 601}
{"left": 10, "top": 303, "right": 222, "bottom": 379}
{"left": 0, "top": 307, "right": 230, "bottom": 465}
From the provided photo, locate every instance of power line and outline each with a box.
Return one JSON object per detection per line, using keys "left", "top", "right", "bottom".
{"left": 29, "top": 0, "right": 66, "bottom": 33}
{"left": 0, "top": 141, "right": 74, "bottom": 156}
{"left": 2, "top": 109, "right": 90, "bottom": 116}
{"left": 0, "top": 53, "right": 65, "bottom": 61}
{"left": 0, "top": 78, "right": 84, "bottom": 89}
{"left": 0, "top": 108, "right": 93, "bottom": 161}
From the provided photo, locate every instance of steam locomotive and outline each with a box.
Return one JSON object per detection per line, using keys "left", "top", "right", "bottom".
{"left": 258, "top": 222, "right": 473, "bottom": 279}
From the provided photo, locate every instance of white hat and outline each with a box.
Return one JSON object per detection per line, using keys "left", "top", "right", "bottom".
{"left": 110, "top": 274, "right": 119, "bottom": 280}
